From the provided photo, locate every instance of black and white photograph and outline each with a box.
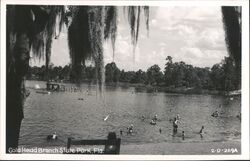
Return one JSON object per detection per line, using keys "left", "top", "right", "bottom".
{"left": 0, "top": 0, "right": 249, "bottom": 160}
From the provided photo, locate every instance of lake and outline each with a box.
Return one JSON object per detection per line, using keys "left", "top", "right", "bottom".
{"left": 19, "top": 80, "right": 241, "bottom": 150}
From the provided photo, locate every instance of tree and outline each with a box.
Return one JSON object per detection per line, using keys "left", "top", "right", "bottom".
{"left": 60, "top": 65, "right": 71, "bottom": 80}
{"left": 6, "top": 6, "right": 149, "bottom": 151}
{"left": 105, "top": 62, "right": 120, "bottom": 83}
{"left": 134, "top": 69, "right": 147, "bottom": 84}
{"left": 43, "top": 6, "right": 65, "bottom": 83}
{"left": 195, "top": 67, "right": 212, "bottom": 89}
{"left": 146, "top": 64, "right": 163, "bottom": 85}
{"left": 210, "top": 63, "right": 225, "bottom": 90}
{"left": 84, "top": 66, "right": 96, "bottom": 82}
{"left": 119, "top": 69, "right": 127, "bottom": 82}
{"left": 127, "top": 71, "right": 137, "bottom": 83}
{"left": 221, "top": 6, "right": 241, "bottom": 89}
{"left": 6, "top": 6, "right": 50, "bottom": 152}
{"left": 164, "top": 56, "right": 174, "bottom": 86}
{"left": 222, "top": 57, "right": 236, "bottom": 91}
{"left": 171, "top": 62, "right": 185, "bottom": 87}
{"left": 67, "top": 6, "right": 149, "bottom": 91}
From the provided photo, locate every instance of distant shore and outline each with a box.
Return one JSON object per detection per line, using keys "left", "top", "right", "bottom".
{"left": 105, "top": 82, "right": 240, "bottom": 96}
{"left": 26, "top": 79, "right": 237, "bottom": 96}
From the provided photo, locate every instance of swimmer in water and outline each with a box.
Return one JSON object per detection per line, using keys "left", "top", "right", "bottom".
{"left": 199, "top": 126, "right": 204, "bottom": 134}
{"left": 141, "top": 115, "right": 145, "bottom": 121}
{"left": 159, "top": 128, "right": 162, "bottom": 134}
{"left": 47, "top": 132, "right": 58, "bottom": 141}
{"left": 153, "top": 114, "right": 158, "bottom": 121}
{"left": 211, "top": 111, "right": 219, "bottom": 117}
{"left": 150, "top": 119, "right": 156, "bottom": 125}
{"left": 52, "top": 132, "right": 57, "bottom": 139}
{"left": 127, "top": 124, "right": 134, "bottom": 134}
{"left": 173, "top": 118, "right": 178, "bottom": 134}
{"left": 182, "top": 131, "right": 185, "bottom": 140}
{"left": 176, "top": 114, "right": 181, "bottom": 120}
{"left": 199, "top": 126, "right": 204, "bottom": 139}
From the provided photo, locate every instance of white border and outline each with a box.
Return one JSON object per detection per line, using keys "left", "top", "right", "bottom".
{"left": 0, "top": 0, "right": 249, "bottom": 160}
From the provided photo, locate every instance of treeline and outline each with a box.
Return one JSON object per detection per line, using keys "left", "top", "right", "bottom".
{"left": 27, "top": 56, "right": 239, "bottom": 91}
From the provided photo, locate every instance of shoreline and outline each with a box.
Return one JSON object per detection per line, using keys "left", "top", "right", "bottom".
{"left": 16, "top": 140, "right": 241, "bottom": 155}
{"left": 26, "top": 79, "right": 241, "bottom": 96}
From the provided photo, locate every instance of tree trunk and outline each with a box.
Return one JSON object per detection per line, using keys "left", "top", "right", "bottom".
{"left": 6, "top": 6, "right": 49, "bottom": 153}
{"left": 6, "top": 32, "right": 30, "bottom": 153}
{"left": 221, "top": 7, "right": 241, "bottom": 89}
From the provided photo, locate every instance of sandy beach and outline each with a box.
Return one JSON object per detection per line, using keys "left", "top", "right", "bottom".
{"left": 120, "top": 141, "right": 241, "bottom": 155}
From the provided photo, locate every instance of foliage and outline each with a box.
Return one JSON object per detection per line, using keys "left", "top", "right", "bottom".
{"left": 66, "top": 6, "right": 149, "bottom": 91}
{"left": 27, "top": 55, "right": 239, "bottom": 91}
{"left": 146, "top": 64, "right": 163, "bottom": 85}
{"left": 105, "top": 62, "right": 121, "bottom": 83}
{"left": 9, "top": 5, "right": 150, "bottom": 90}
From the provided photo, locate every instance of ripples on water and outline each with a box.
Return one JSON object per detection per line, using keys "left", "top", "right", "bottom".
{"left": 19, "top": 81, "right": 241, "bottom": 148}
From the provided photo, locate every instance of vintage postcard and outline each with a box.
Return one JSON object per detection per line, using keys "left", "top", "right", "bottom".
{"left": 0, "top": 0, "right": 249, "bottom": 160}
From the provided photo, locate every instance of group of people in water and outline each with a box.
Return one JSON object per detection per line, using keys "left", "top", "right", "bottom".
{"left": 118, "top": 113, "right": 206, "bottom": 141}
{"left": 47, "top": 103, "right": 240, "bottom": 142}
{"left": 119, "top": 103, "right": 241, "bottom": 140}
{"left": 211, "top": 104, "right": 241, "bottom": 119}
{"left": 119, "top": 124, "right": 134, "bottom": 135}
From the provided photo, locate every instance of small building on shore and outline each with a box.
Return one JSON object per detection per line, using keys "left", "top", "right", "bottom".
{"left": 46, "top": 82, "right": 66, "bottom": 91}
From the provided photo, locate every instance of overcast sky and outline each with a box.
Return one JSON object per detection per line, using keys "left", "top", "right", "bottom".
{"left": 31, "top": 6, "right": 228, "bottom": 71}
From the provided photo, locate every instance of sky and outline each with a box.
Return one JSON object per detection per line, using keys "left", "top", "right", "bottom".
{"left": 31, "top": 6, "right": 228, "bottom": 71}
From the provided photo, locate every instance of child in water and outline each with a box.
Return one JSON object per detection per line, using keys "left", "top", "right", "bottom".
{"left": 173, "top": 118, "right": 178, "bottom": 134}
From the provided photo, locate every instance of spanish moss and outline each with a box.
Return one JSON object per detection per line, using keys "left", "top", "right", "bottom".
{"left": 104, "top": 6, "right": 117, "bottom": 61}
{"left": 126, "top": 6, "right": 149, "bottom": 60}
{"left": 67, "top": 6, "right": 149, "bottom": 94}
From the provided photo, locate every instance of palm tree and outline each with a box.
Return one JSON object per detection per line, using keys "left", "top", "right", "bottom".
{"left": 6, "top": 5, "right": 149, "bottom": 152}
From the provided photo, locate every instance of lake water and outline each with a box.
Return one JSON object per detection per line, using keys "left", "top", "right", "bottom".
{"left": 19, "top": 80, "right": 241, "bottom": 149}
